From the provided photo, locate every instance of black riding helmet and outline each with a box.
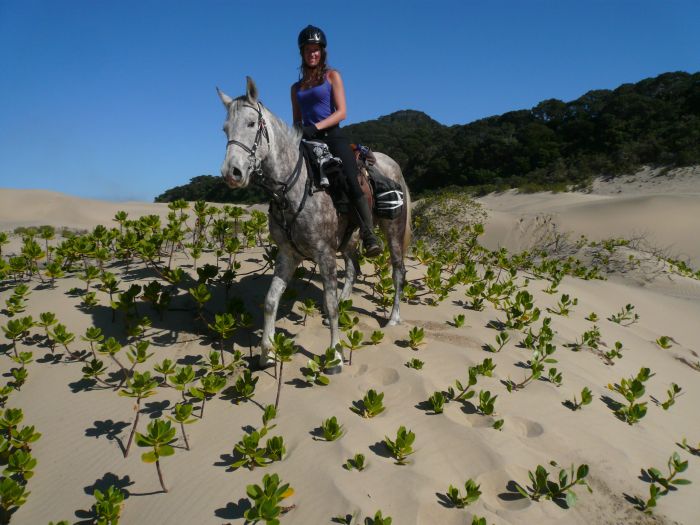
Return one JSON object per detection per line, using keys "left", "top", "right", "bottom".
{"left": 298, "top": 25, "right": 327, "bottom": 49}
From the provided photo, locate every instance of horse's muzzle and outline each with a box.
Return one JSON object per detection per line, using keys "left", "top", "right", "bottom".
{"left": 222, "top": 167, "right": 244, "bottom": 187}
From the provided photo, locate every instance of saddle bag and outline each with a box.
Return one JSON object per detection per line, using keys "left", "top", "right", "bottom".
{"left": 369, "top": 169, "right": 404, "bottom": 219}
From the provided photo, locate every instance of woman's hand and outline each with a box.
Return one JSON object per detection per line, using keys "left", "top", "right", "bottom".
{"left": 302, "top": 124, "right": 320, "bottom": 140}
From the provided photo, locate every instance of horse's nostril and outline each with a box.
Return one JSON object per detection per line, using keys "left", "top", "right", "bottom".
{"left": 222, "top": 166, "right": 244, "bottom": 188}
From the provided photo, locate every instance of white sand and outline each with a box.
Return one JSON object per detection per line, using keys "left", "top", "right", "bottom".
{"left": 1, "top": 172, "right": 699, "bottom": 525}
{"left": 478, "top": 167, "right": 700, "bottom": 268}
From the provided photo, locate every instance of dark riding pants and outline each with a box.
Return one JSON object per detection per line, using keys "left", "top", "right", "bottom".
{"left": 315, "top": 125, "right": 363, "bottom": 200}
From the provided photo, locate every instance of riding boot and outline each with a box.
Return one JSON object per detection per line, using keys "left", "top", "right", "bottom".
{"left": 353, "top": 196, "right": 383, "bottom": 257}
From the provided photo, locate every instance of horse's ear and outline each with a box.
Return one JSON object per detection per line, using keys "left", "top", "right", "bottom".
{"left": 246, "top": 76, "right": 258, "bottom": 104}
{"left": 217, "top": 87, "right": 233, "bottom": 108}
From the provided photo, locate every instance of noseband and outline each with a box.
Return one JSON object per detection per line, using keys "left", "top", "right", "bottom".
{"left": 226, "top": 101, "right": 270, "bottom": 178}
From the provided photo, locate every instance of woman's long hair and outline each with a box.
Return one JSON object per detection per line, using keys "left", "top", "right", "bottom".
{"left": 298, "top": 47, "right": 330, "bottom": 89}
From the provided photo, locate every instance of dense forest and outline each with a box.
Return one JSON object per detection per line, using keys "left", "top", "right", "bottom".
{"left": 155, "top": 71, "right": 700, "bottom": 203}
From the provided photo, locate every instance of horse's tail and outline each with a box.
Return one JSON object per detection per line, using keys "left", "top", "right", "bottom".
{"left": 401, "top": 180, "right": 412, "bottom": 257}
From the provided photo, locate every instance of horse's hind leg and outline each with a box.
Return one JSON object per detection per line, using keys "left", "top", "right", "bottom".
{"left": 260, "top": 251, "right": 301, "bottom": 368}
{"left": 388, "top": 260, "right": 405, "bottom": 326}
{"left": 318, "top": 251, "right": 343, "bottom": 373}
{"left": 385, "top": 225, "right": 406, "bottom": 326}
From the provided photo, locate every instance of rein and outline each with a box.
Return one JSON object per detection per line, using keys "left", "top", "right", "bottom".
{"left": 256, "top": 144, "right": 311, "bottom": 258}
{"left": 226, "top": 101, "right": 311, "bottom": 257}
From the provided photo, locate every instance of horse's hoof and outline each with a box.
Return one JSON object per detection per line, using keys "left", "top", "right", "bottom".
{"left": 326, "top": 365, "right": 343, "bottom": 375}
{"left": 387, "top": 318, "right": 401, "bottom": 327}
{"left": 258, "top": 356, "right": 275, "bottom": 370}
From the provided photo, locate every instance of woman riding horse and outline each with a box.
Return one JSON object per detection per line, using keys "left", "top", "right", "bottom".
{"left": 291, "top": 25, "right": 383, "bottom": 257}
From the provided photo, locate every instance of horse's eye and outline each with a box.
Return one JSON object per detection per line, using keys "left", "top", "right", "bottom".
{"left": 247, "top": 121, "right": 256, "bottom": 128}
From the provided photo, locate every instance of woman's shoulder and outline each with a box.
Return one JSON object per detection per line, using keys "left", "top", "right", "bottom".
{"left": 326, "top": 69, "right": 343, "bottom": 86}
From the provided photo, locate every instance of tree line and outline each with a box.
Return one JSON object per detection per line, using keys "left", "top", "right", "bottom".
{"left": 155, "top": 71, "right": 700, "bottom": 203}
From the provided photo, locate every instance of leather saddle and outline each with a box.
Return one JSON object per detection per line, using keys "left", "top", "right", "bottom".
{"left": 300, "top": 140, "right": 373, "bottom": 215}
{"left": 301, "top": 140, "right": 404, "bottom": 227}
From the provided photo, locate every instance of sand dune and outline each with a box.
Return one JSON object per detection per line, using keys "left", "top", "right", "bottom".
{"left": 1, "top": 174, "right": 699, "bottom": 525}
{"left": 479, "top": 192, "right": 700, "bottom": 267}
{"left": 0, "top": 189, "right": 174, "bottom": 231}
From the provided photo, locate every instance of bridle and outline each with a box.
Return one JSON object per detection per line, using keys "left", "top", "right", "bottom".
{"left": 224, "top": 100, "right": 309, "bottom": 256}
{"left": 225, "top": 101, "right": 270, "bottom": 179}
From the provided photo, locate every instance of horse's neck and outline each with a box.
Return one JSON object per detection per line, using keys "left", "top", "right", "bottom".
{"left": 262, "top": 111, "right": 308, "bottom": 197}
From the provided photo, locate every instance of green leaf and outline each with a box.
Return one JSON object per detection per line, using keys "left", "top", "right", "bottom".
{"left": 648, "top": 467, "right": 663, "bottom": 480}
{"left": 159, "top": 444, "right": 175, "bottom": 457}
{"left": 243, "top": 508, "right": 259, "bottom": 520}
{"left": 141, "top": 451, "right": 158, "bottom": 463}
{"left": 246, "top": 484, "right": 263, "bottom": 500}
{"left": 189, "top": 387, "right": 205, "bottom": 400}
{"left": 231, "top": 459, "right": 251, "bottom": 469}
{"left": 576, "top": 464, "right": 589, "bottom": 480}
{"left": 513, "top": 482, "right": 529, "bottom": 499}
{"left": 559, "top": 470, "right": 568, "bottom": 487}
{"left": 565, "top": 490, "right": 577, "bottom": 508}
{"left": 134, "top": 433, "right": 153, "bottom": 447}
{"left": 671, "top": 479, "right": 691, "bottom": 485}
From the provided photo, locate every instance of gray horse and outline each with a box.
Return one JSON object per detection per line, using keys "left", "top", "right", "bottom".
{"left": 218, "top": 77, "right": 411, "bottom": 372}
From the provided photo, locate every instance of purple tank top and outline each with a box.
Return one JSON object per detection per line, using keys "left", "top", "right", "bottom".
{"left": 297, "top": 77, "right": 335, "bottom": 126}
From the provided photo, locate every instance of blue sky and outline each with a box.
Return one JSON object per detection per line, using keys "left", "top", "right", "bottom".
{"left": 1, "top": 0, "right": 698, "bottom": 201}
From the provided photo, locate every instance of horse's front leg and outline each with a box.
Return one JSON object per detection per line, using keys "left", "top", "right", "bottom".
{"left": 260, "top": 251, "right": 301, "bottom": 368}
{"left": 339, "top": 244, "right": 360, "bottom": 301}
{"left": 318, "top": 251, "right": 343, "bottom": 373}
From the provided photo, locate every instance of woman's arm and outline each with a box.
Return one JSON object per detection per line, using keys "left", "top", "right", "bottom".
{"left": 314, "top": 69, "right": 347, "bottom": 130}
{"left": 291, "top": 82, "right": 302, "bottom": 128}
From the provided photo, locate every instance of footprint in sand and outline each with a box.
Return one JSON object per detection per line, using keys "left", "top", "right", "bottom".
{"left": 439, "top": 404, "right": 490, "bottom": 429}
{"left": 353, "top": 366, "right": 399, "bottom": 385}
{"left": 367, "top": 367, "right": 400, "bottom": 385}
{"left": 408, "top": 319, "right": 482, "bottom": 348}
{"left": 506, "top": 416, "right": 544, "bottom": 438}
{"left": 463, "top": 414, "right": 496, "bottom": 429}
{"left": 354, "top": 366, "right": 405, "bottom": 394}
{"left": 477, "top": 469, "right": 533, "bottom": 511}
{"left": 441, "top": 408, "right": 543, "bottom": 438}
{"left": 415, "top": 500, "right": 465, "bottom": 524}
{"left": 352, "top": 364, "right": 370, "bottom": 377}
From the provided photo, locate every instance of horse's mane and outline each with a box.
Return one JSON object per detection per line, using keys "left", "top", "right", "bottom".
{"left": 231, "top": 96, "right": 302, "bottom": 145}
